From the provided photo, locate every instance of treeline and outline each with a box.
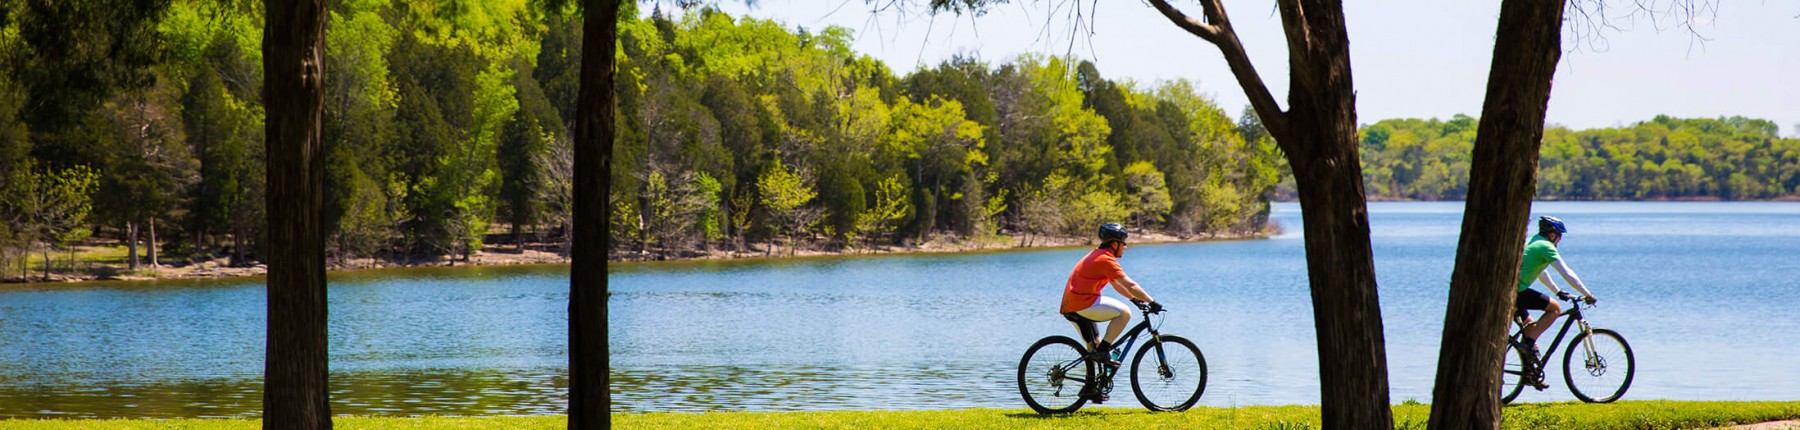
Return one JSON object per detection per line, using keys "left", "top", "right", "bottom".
{"left": 0, "top": 3, "right": 1281, "bottom": 275}
{"left": 1360, "top": 115, "right": 1800, "bottom": 201}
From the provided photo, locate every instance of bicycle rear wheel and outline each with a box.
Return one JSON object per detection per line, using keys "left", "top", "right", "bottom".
{"left": 1018, "top": 336, "right": 1092, "bottom": 414}
{"left": 1500, "top": 339, "right": 1529, "bottom": 404}
{"left": 1129, "top": 334, "right": 1206, "bottom": 412}
{"left": 1563, "top": 328, "right": 1635, "bottom": 403}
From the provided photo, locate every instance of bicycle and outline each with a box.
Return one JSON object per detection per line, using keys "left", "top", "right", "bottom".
{"left": 1016, "top": 301, "right": 1207, "bottom": 414}
{"left": 1501, "top": 292, "right": 1636, "bottom": 404}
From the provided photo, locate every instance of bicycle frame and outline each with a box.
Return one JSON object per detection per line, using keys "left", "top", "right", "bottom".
{"left": 1514, "top": 298, "right": 1597, "bottom": 366}
{"left": 1068, "top": 311, "right": 1168, "bottom": 386}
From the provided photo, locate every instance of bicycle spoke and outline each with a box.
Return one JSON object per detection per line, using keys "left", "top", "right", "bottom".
{"left": 1564, "top": 329, "right": 1635, "bottom": 403}
{"left": 1019, "top": 337, "right": 1091, "bottom": 414}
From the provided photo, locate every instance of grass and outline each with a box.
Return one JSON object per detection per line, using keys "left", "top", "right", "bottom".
{"left": 9, "top": 244, "right": 134, "bottom": 279}
{"left": 3, "top": 401, "right": 1797, "bottom": 430}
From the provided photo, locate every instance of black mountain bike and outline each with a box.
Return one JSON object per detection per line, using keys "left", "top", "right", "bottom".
{"left": 1502, "top": 293, "right": 1636, "bottom": 404}
{"left": 1016, "top": 301, "right": 1206, "bottom": 414}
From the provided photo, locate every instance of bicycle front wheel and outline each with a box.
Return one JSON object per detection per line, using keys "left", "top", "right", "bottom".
{"left": 1129, "top": 334, "right": 1206, "bottom": 411}
{"left": 1018, "top": 336, "right": 1092, "bottom": 414}
{"left": 1563, "top": 328, "right": 1635, "bottom": 403}
{"left": 1500, "top": 339, "right": 1530, "bottom": 404}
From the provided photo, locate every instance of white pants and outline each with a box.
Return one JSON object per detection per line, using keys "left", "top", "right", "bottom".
{"left": 1074, "top": 296, "right": 1130, "bottom": 322}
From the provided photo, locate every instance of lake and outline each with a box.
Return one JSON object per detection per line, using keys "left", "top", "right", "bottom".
{"left": 2, "top": 202, "right": 1798, "bottom": 417}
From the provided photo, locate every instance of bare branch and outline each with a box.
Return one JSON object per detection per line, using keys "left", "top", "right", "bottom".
{"left": 1145, "top": 0, "right": 1288, "bottom": 135}
{"left": 1145, "top": 0, "right": 1222, "bottom": 41}
{"left": 1566, "top": 0, "right": 1717, "bottom": 55}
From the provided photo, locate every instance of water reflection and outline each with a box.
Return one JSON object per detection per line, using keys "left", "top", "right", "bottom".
{"left": 0, "top": 368, "right": 566, "bottom": 419}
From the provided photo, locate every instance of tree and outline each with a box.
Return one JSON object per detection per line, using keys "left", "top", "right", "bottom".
{"left": 757, "top": 159, "right": 818, "bottom": 255}
{"left": 569, "top": 0, "right": 623, "bottom": 427}
{"left": 261, "top": 0, "right": 331, "bottom": 427}
{"left": 1140, "top": 2, "right": 1392, "bottom": 426}
{"left": 1426, "top": 1, "right": 1571, "bottom": 428}
{"left": 1122, "top": 161, "right": 1172, "bottom": 229}
{"left": 7, "top": 0, "right": 170, "bottom": 172}
{"left": 4, "top": 164, "right": 98, "bottom": 281}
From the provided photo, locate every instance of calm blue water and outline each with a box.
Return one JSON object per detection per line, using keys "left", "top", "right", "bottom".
{"left": 2, "top": 202, "right": 1798, "bottom": 417}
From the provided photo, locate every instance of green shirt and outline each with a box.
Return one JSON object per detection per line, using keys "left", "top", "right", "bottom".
{"left": 1517, "top": 234, "right": 1561, "bottom": 292}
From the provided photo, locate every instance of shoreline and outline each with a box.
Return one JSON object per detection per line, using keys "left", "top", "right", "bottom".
{"left": 1, "top": 228, "right": 1274, "bottom": 286}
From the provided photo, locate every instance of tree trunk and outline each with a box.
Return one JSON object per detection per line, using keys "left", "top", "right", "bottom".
{"left": 570, "top": 0, "right": 621, "bottom": 428}
{"left": 261, "top": 0, "right": 331, "bottom": 428}
{"left": 1284, "top": 125, "right": 1393, "bottom": 429}
{"left": 148, "top": 217, "right": 159, "bottom": 269}
{"left": 1257, "top": 2, "right": 1395, "bottom": 427}
{"left": 127, "top": 221, "right": 139, "bottom": 271}
{"left": 1427, "top": 1, "right": 1566, "bottom": 428}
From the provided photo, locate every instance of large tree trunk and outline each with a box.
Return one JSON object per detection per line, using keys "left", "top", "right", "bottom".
{"left": 570, "top": 0, "right": 621, "bottom": 428}
{"left": 1427, "top": 1, "right": 1567, "bottom": 428}
{"left": 262, "top": 0, "right": 331, "bottom": 428}
{"left": 1146, "top": 1, "right": 1392, "bottom": 428}
{"left": 1274, "top": 2, "right": 1394, "bottom": 428}
{"left": 1286, "top": 128, "right": 1392, "bottom": 429}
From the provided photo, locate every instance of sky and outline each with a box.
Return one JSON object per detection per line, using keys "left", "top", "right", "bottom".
{"left": 711, "top": 1, "right": 1800, "bottom": 137}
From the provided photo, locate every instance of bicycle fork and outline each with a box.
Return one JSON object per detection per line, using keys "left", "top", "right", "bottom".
{"left": 1576, "top": 320, "right": 1603, "bottom": 371}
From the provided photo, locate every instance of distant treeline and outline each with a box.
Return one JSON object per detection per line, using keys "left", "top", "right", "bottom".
{"left": 1359, "top": 115, "right": 1800, "bottom": 201}
{"left": 0, "top": 3, "right": 1282, "bottom": 272}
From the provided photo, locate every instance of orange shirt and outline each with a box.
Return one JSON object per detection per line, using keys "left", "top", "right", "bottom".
{"left": 1060, "top": 248, "right": 1125, "bottom": 313}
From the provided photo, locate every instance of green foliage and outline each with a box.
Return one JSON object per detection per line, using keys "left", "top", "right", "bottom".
{"left": 2, "top": 5, "right": 1298, "bottom": 264}
{"left": 1122, "top": 161, "right": 1172, "bottom": 227}
{"left": 1360, "top": 115, "right": 1800, "bottom": 201}
{"left": 758, "top": 159, "right": 815, "bottom": 213}
{"left": 1, "top": 163, "right": 99, "bottom": 278}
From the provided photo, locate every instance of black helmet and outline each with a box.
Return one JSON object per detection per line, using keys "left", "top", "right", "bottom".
{"left": 1538, "top": 216, "right": 1567, "bottom": 234}
{"left": 1098, "top": 223, "right": 1129, "bottom": 242}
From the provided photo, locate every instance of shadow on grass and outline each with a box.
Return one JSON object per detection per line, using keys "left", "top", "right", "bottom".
{"left": 1005, "top": 409, "right": 1161, "bottom": 419}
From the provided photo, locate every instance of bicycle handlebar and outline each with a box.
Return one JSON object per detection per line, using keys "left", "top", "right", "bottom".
{"left": 1131, "top": 300, "right": 1166, "bottom": 314}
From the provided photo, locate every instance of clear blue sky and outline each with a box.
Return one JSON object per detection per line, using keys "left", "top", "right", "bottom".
{"left": 714, "top": 1, "right": 1800, "bottom": 137}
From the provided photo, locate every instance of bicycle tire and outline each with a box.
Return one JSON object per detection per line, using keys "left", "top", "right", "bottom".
{"left": 1500, "top": 339, "right": 1530, "bottom": 404}
{"left": 1018, "top": 336, "right": 1092, "bottom": 414}
{"left": 1129, "top": 334, "right": 1206, "bottom": 412}
{"left": 1563, "top": 328, "right": 1635, "bottom": 403}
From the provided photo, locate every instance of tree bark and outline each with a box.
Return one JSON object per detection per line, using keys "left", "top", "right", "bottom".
{"left": 1427, "top": 1, "right": 1567, "bottom": 429}
{"left": 1147, "top": 1, "right": 1391, "bottom": 428}
{"left": 148, "top": 217, "right": 159, "bottom": 269}
{"left": 127, "top": 221, "right": 139, "bottom": 271}
{"left": 570, "top": 0, "right": 620, "bottom": 428}
{"left": 262, "top": 0, "right": 331, "bottom": 428}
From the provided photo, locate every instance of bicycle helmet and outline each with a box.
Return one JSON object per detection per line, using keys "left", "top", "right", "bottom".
{"left": 1098, "top": 223, "right": 1129, "bottom": 243}
{"left": 1538, "top": 216, "right": 1567, "bottom": 234}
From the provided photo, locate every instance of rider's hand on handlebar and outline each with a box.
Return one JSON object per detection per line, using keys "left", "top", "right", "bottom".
{"left": 1583, "top": 295, "right": 1598, "bottom": 305}
{"left": 1556, "top": 291, "right": 1575, "bottom": 302}
{"left": 1147, "top": 301, "right": 1164, "bottom": 314}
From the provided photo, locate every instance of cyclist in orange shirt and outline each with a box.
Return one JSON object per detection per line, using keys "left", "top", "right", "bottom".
{"left": 1061, "top": 223, "right": 1161, "bottom": 367}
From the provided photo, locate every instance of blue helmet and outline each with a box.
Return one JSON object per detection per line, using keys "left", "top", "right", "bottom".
{"left": 1538, "top": 216, "right": 1567, "bottom": 234}
{"left": 1098, "top": 223, "right": 1129, "bottom": 242}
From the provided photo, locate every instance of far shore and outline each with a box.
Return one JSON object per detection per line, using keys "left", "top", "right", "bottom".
{"left": 0, "top": 226, "right": 1276, "bottom": 285}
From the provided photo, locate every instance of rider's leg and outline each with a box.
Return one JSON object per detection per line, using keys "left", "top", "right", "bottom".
{"left": 1524, "top": 299, "right": 1562, "bottom": 341}
{"left": 1071, "top": 321, "right": 1099, "bottom": 350}
{"left": 1075, "top": 297, "right": 1131, "bottom": 351}
{"left": 1102, "top": 307, "right": 1132, "bottom": 345}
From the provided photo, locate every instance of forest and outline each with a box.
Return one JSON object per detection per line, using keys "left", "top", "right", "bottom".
{"left": 1, "top": 2, "right": 1793, "bottom": 276}
{"left": 0, "top": 2, "right": 1281, "bottom": 274}
{"left": 1358, "top": 114, "right": 1800, "bottom": 201}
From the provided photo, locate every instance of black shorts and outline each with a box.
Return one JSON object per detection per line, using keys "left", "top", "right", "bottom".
{"left": 1514, "top": 288, "right": 1551, "bottom": 318}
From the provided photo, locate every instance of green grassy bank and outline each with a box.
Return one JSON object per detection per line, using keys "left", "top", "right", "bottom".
{"left": 4, "top": 401, "right": 1797, "bottom": 429}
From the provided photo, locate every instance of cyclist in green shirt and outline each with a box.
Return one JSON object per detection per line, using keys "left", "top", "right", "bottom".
{"left": 1516, "top": 216, "right": 1601, "bottom": 361}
